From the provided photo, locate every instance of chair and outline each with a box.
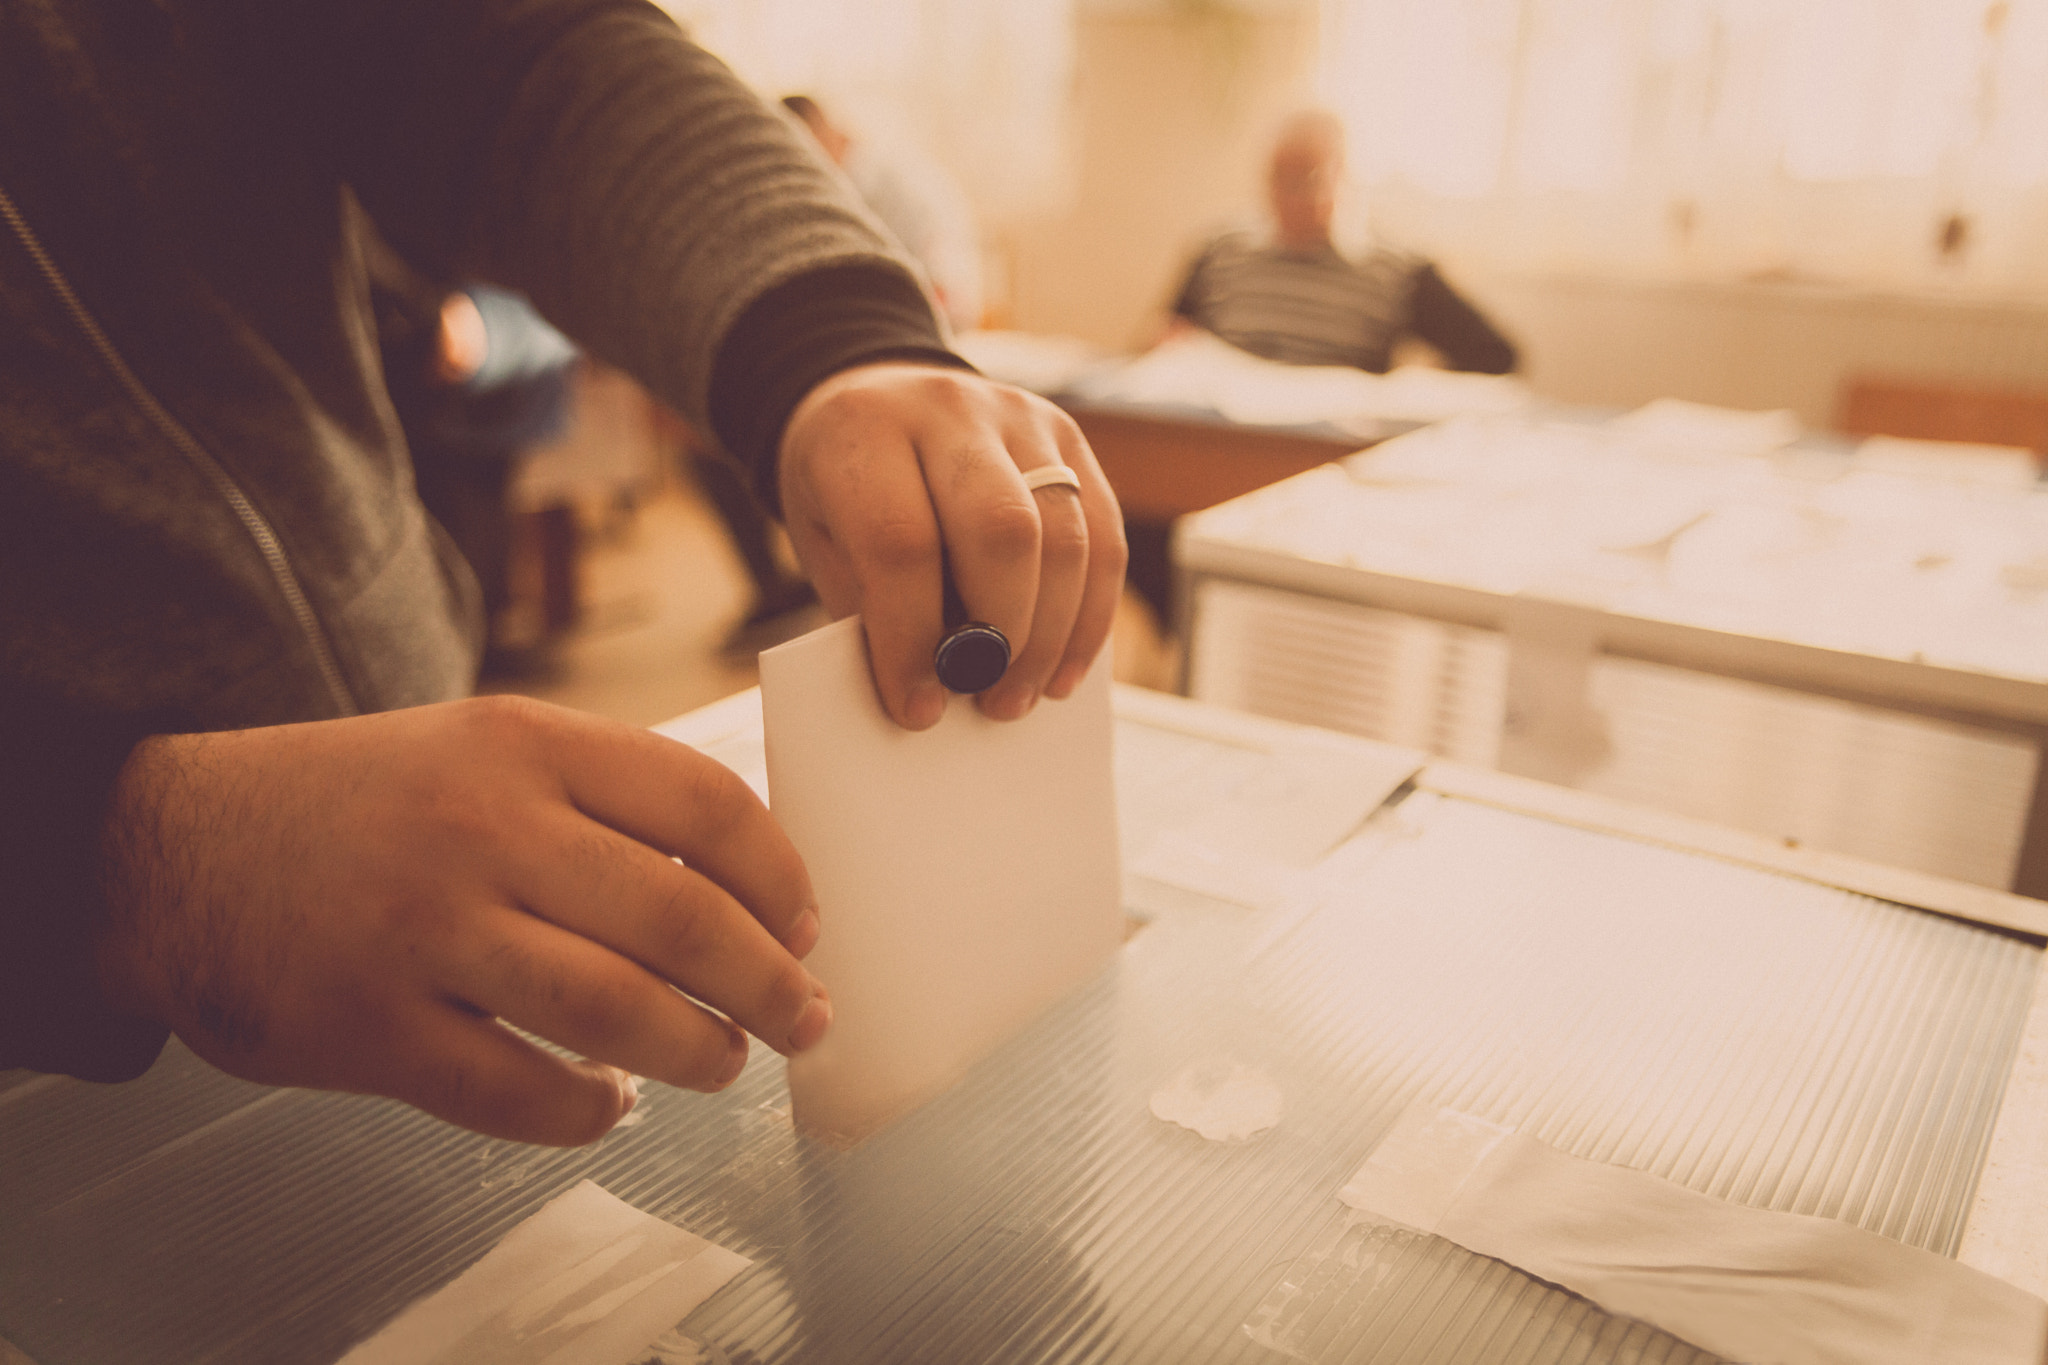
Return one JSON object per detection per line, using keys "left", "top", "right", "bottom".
{"left": 1837, "top": 375, "right": 2048, "bottom": 467}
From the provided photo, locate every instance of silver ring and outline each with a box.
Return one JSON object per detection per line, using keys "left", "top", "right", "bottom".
{"left": 1021, "top": 464, "right": 1082, "bottom": 494}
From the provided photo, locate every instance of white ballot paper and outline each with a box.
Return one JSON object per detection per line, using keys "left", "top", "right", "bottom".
{"left": 1341, "top": 1106, "right": 2048, "bottom": 1365}
{"left": 760, "top": 616, "right": 1122, "bottom": 1143}
{"left": 336, "top": 1181, "right": 749, "bottom": 1365}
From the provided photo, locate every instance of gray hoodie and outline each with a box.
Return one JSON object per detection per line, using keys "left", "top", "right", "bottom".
{"left": 0, "top": 0, "right": 956, "bottom": 1079}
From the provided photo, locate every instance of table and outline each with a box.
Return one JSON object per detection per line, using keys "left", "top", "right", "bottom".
{"left": 951, "top": 329, "right": 1531, "bottom": 621}
{"left": 1177, "top": 414, "right": 2048, "bottom": 895}
{"left": 953, "top": 331, "right": 1518, "bottom": 522}
{"left": 1057, "top": 401, "right": 1376, "bottom": 623}
{"left": 6, "top": 686, "right": 2048, "bottom": 1363}
{"left": 1061, "top": 400, "right": 1367, "bottom": 523}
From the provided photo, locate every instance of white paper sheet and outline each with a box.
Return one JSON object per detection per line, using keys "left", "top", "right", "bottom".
{"left": 337, "top": 1181, "right": 749, "bottom": 1365}
{"left": 1342, "top": 1106, "right": 2048, "bottom": 1365}
{"left": 1611, "top": 397, "right": 1802, "bottom": 459}
{"left": 1067, "top": 332, "right": 1528, "bottom": 429}
{"left": 1855, "top": 434, "right": 2040, "bottom": 489}
{"left": 1126, "top": 729, "right": 1422, "bottom": 909}
{"left": 761, "top": 617, "right": 1123, "bottom": 1142}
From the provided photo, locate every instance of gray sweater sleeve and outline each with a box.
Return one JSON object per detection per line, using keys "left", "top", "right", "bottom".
{"left": 230, "top": 0, "right": 958, "bottom": 482}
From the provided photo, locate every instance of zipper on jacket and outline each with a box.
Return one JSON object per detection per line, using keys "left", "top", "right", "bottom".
{"left": 0, "top": 182, "right": 360, "bottom": 718}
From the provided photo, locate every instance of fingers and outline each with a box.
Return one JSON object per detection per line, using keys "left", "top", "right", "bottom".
{"left": 777, "top": 364, "right": 1127, "bottom": 728}
{"left": 1047, "top": 425, "right": 1128, "bottom": 700}
{"left": 796, "top": 420, "right": 952, "bottom": 730}
{"left": 394, "top": 1007, "right": 641, "bottom": 1147}
{"left": 979, "top": 465, "right": 1087, "bottom": 720}
{"left": 445, "top": 904, "right": 766, "bottom": 1095}
{"left": 501, "top": 807, "right": 830, "bottom": 1058}
{"left": 533, "top": 711, "right": 818, "bottom": 955}
{"left": 916, "top": 431, "right": 1042, "bottom": 651}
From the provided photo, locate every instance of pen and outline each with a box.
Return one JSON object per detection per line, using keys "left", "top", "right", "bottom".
{"left": 933, "top": 563, "right": 1009, "bottom": 694}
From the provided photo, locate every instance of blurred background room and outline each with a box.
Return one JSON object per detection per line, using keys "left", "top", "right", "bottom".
{"left": 482, "top": 0, "right": 2048, "bottom": 896}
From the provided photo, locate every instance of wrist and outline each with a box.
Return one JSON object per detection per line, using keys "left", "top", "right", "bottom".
{"left": 708, "top": 261, "right": 963, "bottom": 512}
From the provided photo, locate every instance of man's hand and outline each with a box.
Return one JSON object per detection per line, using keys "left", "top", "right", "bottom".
{"left": 778, "top": 364, "right": 1127, "bottom": 729}
{"left": 92, "top": 697, "right": 829, "bottom": 1146}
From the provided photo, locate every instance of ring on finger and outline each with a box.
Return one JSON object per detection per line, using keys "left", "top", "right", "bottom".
{"left": 1021, "top": 464, "right": 1082, "bottom": 495}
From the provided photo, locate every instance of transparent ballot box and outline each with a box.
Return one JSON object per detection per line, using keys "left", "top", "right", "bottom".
{"left": 3, "top": 688, "right": 2042, "bottom": 1364}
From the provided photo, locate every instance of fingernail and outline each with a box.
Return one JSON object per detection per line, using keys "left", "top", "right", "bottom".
{"left": 988, "top": 687, "right": 1037, "bottom": 721}
{"left": 789, "top": 993, "right": 834, "bottom": 1053}
{"left": 1047, "top": 661, "right": 1085, "bottom": 699}
{"left": 711, "top": 1027, "right": 748, "bottom": 1090}
{"left": 907, "top": 681, "right": 947, "bottom": 730}
{"left": 618, "top": 1071, "right": 641, "bottom": 1112}
{"left": 786, "top": 907, "right": 820, "bottom": 958}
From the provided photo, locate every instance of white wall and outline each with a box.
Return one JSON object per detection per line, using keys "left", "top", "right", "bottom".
{"left": 997, "top": 2, "right": 1320, "bottom": 350}
{"left": 1467, "top": 271, "right": 2048, "bottom": 427}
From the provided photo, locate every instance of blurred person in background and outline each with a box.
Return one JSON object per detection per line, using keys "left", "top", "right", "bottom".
{"left": 388, "top": 271, "right": 821, "bottom": 664}
{"left": 376, "top": 271, "right": 579, "bottom": 672}
{"left": 783, "top": 93, "right": 985, "bottom": 335}
{"left": 1167, "top": 109, "right": 1517, "bottom": 376}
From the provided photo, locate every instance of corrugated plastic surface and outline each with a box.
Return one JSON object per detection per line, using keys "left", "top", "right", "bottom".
{"left": 1184, "top": 575, "right": 2038, "bottom": 888}
{"left": 0, "top": 709, "right": 2036, "bottom": 1364}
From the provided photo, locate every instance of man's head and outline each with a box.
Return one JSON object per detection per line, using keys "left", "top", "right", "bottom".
{"left": 1267, "top": 110, "right": 1345, "bottom": 250}
{"left": 782, "top": 94, "right": 850, "bottom": 165}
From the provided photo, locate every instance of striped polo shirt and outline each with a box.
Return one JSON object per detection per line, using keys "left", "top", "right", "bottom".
{"left": 1171, "top": 232, "right": 1422, "bottom": 373}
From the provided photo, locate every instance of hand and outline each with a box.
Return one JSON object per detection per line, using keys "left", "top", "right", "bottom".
{"left": 778, "top": 363, "right": 1127, "bottom": 729}
{"left": 92, "top": 697, "right": 829, "bottom": 1146}
{"left": 434, "top": 290, "right": 489, "bottom": 386}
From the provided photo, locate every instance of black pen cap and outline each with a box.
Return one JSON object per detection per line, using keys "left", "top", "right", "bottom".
{"left": 935, "top": 622, "right": 1010, "bottom": 694}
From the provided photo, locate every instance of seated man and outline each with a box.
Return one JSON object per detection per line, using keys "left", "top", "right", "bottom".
{"left": 1169, "top": 110, "right": 1517, "bottom": 376}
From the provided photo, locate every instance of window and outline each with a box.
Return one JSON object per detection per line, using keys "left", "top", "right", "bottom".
{"left": 1319, "top": 0, "right": 2048, "bottom": 291}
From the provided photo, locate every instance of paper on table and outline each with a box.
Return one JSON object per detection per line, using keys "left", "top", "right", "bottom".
{"left": 1071, "top": 331, "right": 1526, "bottom": 429}
{"left": 1342, "top": 1106, "right": 2048, "bottom": 1365}
{"left": 1855, "top": 434, "right": 2040, "bottom": 489}
{"left": 1611, "top": 397, "right": 1801, "bottom": 459}
{"left": 336, "top": 1181, "right": 749, "bottom": 1365}
{"left": 761, "top": 617, "right": 1122, "bottom": 1143}
{"left": 1127, "top": 729, "right": 1422, "bottom": 909}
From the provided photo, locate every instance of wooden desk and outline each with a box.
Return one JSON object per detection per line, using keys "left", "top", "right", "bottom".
{"left": 5, "top": 687, "right": 2046, "bottom": 1362}
{"left": 1061, "top": 401, "right": 1371, "bottom": 521}
{"left": 1059, "top": 399, "right": 1388, "bottom": 623}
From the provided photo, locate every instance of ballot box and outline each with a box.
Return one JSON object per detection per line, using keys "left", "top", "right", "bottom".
{"left": 1177, "top": 411, "right": 2048, "bottom": 897}
{"left": 5, "top": 686, "right": 2047, "bottom": 1363}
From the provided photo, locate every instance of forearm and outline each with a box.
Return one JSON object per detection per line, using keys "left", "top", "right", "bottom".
{"left": 1408, "top": 263, "right": 1518, "bottom": 375}
{"left": 709, "top": 266, "right": 967, "bottom": 511}
{"left": 477, "top": 19, "right": 962, "bottom": 488}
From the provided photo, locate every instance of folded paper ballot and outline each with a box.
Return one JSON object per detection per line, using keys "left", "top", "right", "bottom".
{"left": 336, "top": 1182, "right": 748, "bottom": 1365}
{"left": 1342, "top": 1106, "right": 2048, "bottom": 1365}
{"left": 760, "top": 617, "right": 1123, "bottom": 1142}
